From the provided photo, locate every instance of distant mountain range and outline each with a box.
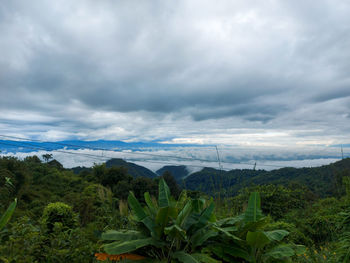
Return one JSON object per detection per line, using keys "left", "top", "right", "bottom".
{"left": 72, "top": 159, "right": 192, "bottom": 181}
{"left": 69, "top": 157, "right": 350, "bottom": 198}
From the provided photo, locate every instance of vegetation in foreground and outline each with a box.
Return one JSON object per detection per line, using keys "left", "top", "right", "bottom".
{"left": 0, "top": 156, "right": 350, "bottom": 262}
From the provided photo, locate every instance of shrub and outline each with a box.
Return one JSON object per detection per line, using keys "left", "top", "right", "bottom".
{"left": 41, "top": 202, "right": 78, "bottom": 232}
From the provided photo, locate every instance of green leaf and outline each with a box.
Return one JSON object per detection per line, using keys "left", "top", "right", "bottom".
{"left": 0, "top": 198, "right": 17, "bottom": 230}
{"left": 264, "top": 230, "right": 289, "bottom": 242}
{"left": 244, "top": 192, "right": 263, "bottom": 223}
{"left": 158, "top": 178, "right": 171, "bottom": 208}
{"left": 191, "top": 253, "right": 221, "bottom": 263}
{"left": 216, "top": 215, "right": 242, "bottom": 227}
{"left": 173, "top": 251, "right": 199, "bottom": 263}
{"left": 246, "top": 231, "right": 270, "bottom": 249}
{"left": 128, "top": 191, "right": 147, "bottom": 221}
{"left": 264, "top": 244, "right": 295, "bottom": 259}
{"left": 191, "top": 198, "right": 205, "bottom": 212}
{"left": 164, "top": 224, "right": 186, "bottom": 240}
{"left": 191, "top": 228, "right": 217, "bottom": 248}
{"left": 104, "top": 237, "right": 154, "bottom": 255}
{"left": 144, "top": 192, "right": 157, "bottom": 216}
{"left": 176, "top": 190, "right": 188, "bottom": 209}
{"left": 213, "top": 226, "right": 241, "bottom": 241}
{"left": 196, "top": 201, "right": 215, "bottom": 228}
{"left": 141, "top": 216, "right": 156, "bottom": 235}
{"left": 155, "top": 207, "right": 170, "bottom": 229}
{"left": 176, "top": 202, "right": 193, "bottom": 227}
{"left": 101, "top": 230, "right": 145, "bottom": 241}
{"left": 219, "top": 226, "right": 237, "bottom": 232}
{"left": 155, "top": 207, "right": 177, "bottom": 237}
{"left": 205, "top": 243, "right": 249, "bottom": 261}
{"left": 241, "top": 217, "right": 269, "bottom": 234}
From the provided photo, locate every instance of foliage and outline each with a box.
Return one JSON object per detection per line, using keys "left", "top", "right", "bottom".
{"left": 0, "top": 198, "right": 16, "bottom": 231}
{"left": 206, "top": 192, "right": 305, "bottom": 263}
{"left": 228, "top": 184, "right": 313, "bottom": 220}
{"left": 264, "top": 221, "right": 312, "bottom": 246}
{"left": 296, "top": 246, "right": 337, "bottom": 263}
{"left": 159, "top": 171, "right": 182, "bottom": 199}
{"left": 100, "top": 178, "right": 219, "bottom": 262}
{"left": 76, "top": 184, "right": 113, "bottom": 226}
{"left": 0, "top": 216, "right": 97, "bottom": 263}
{"left": 42, "top": 154, "right": 53, "bottom": 163}
{"left": 1, "top": 156, "right": 350, "bottom": 262}
{"left": 0, "top": 175, "right": 17, "bottom": 234}
{"left": 334, "top": 208, "right": 350, "bottom": 262}
{"left": 41, "top": 202, "right": 78, "bottom": 233}
{"left": 185, "top": 158, "right": 350, "bottom": 198}
{"left": 283, "top": 197, "right": 344, "bottom": 246}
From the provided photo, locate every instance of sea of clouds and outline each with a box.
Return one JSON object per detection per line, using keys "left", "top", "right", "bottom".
{"left": 1, "top": 144, "right": 346, "bottom": 173}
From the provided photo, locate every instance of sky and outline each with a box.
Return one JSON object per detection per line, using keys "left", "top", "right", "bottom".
{"left": 1, "top": 0, "right": 350, "bottom": 159}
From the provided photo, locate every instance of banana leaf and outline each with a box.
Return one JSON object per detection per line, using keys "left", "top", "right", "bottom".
{"left": 158, "top": 178, "right": 171, "bottom": 208}
{"left": 0, "top": 198, "right": 17, "bottom": 230}
{"left": 244, "top": 192, "right": 263, "bottom": 223}
{"left": 104, "top": 237, "right": 154, "bottom": 255}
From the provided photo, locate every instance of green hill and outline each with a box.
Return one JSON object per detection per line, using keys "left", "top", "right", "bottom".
{"left": 184, "top": 158, "right": 350, "bottom": 197}
{"left": 105, "top": 158, "right": 156, "bottom": 178}
{"left": 156, "top": 165, "right": 189, "bottom": 183}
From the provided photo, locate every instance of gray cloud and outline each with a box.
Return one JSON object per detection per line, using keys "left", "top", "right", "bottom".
{"left": 0, "top": 0, "right": 350, "bottom": 146}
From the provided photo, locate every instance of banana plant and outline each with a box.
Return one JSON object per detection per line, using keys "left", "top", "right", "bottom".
{"left": 0, "top": 198, "right": 17, "bottom": 231}
{"left": 206, "top": 192, "right": 305, "bottom": 263}
{"left": 100, "top": 178, "right": 220, "bottom": 262}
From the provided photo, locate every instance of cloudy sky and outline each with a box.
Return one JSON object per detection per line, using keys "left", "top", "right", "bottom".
{"left": 1, "top": 0, "right": 350, "bottom": 152}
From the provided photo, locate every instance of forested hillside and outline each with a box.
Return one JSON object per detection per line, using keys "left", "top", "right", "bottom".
{"left": 156, "top": 165, "right": 189, "bottom": 183}
{"left": 1, "top": 156, "right": 350, "bottom": 262}
{"left": 185, "top": 159, "right": 350, "bottom": 197}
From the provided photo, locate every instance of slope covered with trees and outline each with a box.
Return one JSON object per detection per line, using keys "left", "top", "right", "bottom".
{"left": 156, "top": 165, "right": 189, "bottom": 183}
{"left": 185, "top": 158, "right": 350, "bottom": 197}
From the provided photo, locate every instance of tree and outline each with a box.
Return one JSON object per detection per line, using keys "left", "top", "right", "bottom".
{"left": 48, "top": 159, "right": 63, "bottom": 170}
{"left": 24, "top": 155, "right": 41, "bottom": 164}
{"left": 42, "top": 154, "right": 53, "bottom": 163}
{"left": 102, "top": 167, "right": 131, "bottom": 186}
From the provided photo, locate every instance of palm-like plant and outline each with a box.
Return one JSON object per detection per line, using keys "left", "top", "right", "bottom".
{"left": 207, "top": 192, "right": 305, "bottom": 263}
{"left": 100, "top": 178, "right": 220, "bottom": 262}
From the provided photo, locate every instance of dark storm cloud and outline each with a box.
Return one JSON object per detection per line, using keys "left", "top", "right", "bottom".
{"left": 0, "top": 0, "right": 350, "bottom": 144}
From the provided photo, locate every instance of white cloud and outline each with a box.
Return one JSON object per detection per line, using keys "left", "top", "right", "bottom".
{"left": 1, "top": 142, "right": 344, "bottom": 172}
{"left": 0, "top": 0, "right": 349, "bottom": 150}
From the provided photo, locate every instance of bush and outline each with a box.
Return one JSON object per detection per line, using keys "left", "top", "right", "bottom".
{"left": 41, "top": 202, "right": 78, "bottom": 232}
{"left": 0, "top": 216, "right": 97, "bottom": 263}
